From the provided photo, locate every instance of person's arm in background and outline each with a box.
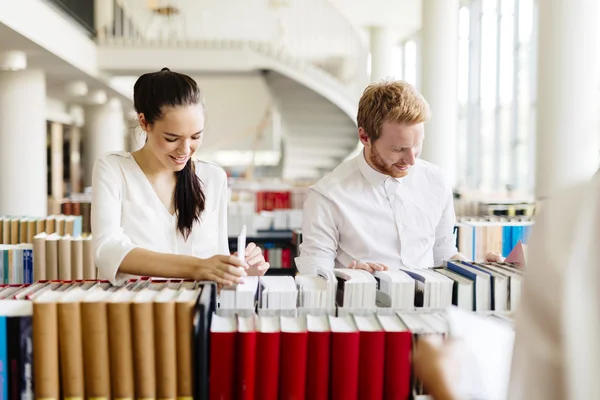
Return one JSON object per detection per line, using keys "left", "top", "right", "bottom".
{"left": 92, "top": 156, "right": 246, "bottom": 286}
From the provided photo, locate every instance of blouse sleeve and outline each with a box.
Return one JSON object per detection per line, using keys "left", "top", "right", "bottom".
{"left": 91, "top": 155, "right": 138, "bottom": 285}
{"left": 216, "top": 168, "right": 230, "bottom": 255}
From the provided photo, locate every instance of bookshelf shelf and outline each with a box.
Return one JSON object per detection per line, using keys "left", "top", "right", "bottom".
{"left": 228, "top": 230, "right": 297, "bottom": 276}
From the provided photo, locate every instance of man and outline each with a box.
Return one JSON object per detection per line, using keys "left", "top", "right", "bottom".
{"left": 296, "top": 80, "right": 500, "bottom": 274}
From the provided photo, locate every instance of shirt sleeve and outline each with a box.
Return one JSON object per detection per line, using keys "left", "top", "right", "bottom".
{"left": 433, "top": 186, "right": 459, "bottom": 266}
{"left": 91, "top": 156, "right": 138, "bottom": 285}
{"left": 216, "top": 170, "right": 230, "bottom": 255}
{"left": 295, "top": 188, "right": 339, "bottom": 275}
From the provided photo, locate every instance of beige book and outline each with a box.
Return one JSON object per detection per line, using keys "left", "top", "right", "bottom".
{"left": 107, "top": 291, "right": 136, "bottom": 400}
{"left": 82, "top": 236, "right": 96, "bottom": 280}
{"left": 45, "top": 234, "right": 60, "bottom": 281}
{"left": 154, "top": 289, "right": 179, "bottom": 400}
{"left": 81, "top": 289, "right": 112, "bottom": 400}
{"left": 35, "top": 218, "right": 46, "bottom": 236}
{"left": 55, "top": 215, "right": 65, "bottom": 236}
{"left": 33, "top": 290, "right": 62, "bottom": 400}
{"left": 57, "top": 288, "right": 88, "bottom": 399}
{"left": 10, "top": 219, "right": 19, "bottom": 244}
{"left": 58, "top": 235, "right": 72, "bottom": 280}
{"left": 33, "top": 233, "right": 47, "bottom": 281}
{"left": 175, "top": 288, "right": 201, "bottom": 399}
{"left": 132, "top": 289, "right": 159, "bottom": 400}
{"left": 71, "top": 237, "right": 84, "bottom": 280}
{"left": 2, "top": 218, "right": 9, "bottom": 245}
{"left": 64, "top": 216, "right": 75, "bottom": 237}
{"left": 45, "top": 216, "right": 56, "bottom": 235}
{"left": 19, "top": 219, "right": 28, "bottom": 244}
{"left": 26, "top": 219, "right": 36, "bottom": 244}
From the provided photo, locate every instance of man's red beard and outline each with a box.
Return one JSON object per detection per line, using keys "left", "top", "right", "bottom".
{"left": 368, "top": 146, "right": 410, "bottom": 178}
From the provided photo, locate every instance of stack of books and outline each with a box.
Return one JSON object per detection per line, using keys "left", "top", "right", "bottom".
{"left": 0, "top": 214, "right": 84, "bottom": 245}
{"left": 455, "top": 216, "right": 533, "bottom": 260}
{"left": 210, "top": 308, "right": 514, "bottom": 400}
{"left": 0, "top": 279, "right": 217, "bottom": 400}
{"left": 0, "top": 276, "right": 516, "bottom": 400}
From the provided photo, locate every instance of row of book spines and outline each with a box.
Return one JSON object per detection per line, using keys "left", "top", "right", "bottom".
{"left": 33, "top": 234, "right": 96, "bottom": 282}
{"left": 0, "top": 313, "right": 32, "bottom": 399}
{"left": 33, "top": 295, "right": 197, "bottom": 400}
{"left": 0, "top": 215, "right": 84, "bottom": 245}
{"left": 60, "top": 200, "right": 90, "bottom": 216}
{"left": 263, "top": 247, "right": 292, "bottom": 269}
{"left": 255, "top": 191, "right": 292, "bottom": 212}
{"left": 0, "top": 247, "right": 33, "bottom": 285}
{"left": 211, "top": 318, "right": 412, "bottom": 400}
{"left": 456, "top": 224, "right": 531, "bottom": 260}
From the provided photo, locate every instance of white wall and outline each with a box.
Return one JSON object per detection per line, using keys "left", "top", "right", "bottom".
{"left": 193, "top": 74, "right": 278, "bottom": 154}
{"left": 120, "top": 0, "right": 361, "bottom": 60}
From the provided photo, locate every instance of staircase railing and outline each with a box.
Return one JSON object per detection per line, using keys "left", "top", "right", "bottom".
{"left": 96, "top": 0, "right": 368, "bottom": 101}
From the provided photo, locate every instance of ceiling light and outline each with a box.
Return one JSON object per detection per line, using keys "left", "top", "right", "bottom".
{"left": 0, "top": 51, "right": 27, "bottom": 71}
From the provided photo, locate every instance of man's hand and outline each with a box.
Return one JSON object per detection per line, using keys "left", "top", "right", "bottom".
{"left": 485, "top": 251, "right": 505, "bottom": 263}
{"left": 347, "top": 260, "right": 389, "bottom": 272}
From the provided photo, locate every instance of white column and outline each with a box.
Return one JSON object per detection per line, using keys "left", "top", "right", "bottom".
{"left": 83, "top": 98, "right": 126, "bottom": 187}
{"left": 0, "top": 69, "right": 47, "bottom": 217}
{"left": 369, "top": 26, "right": 397, "bottom": 82}
{"left": 535, "top": 0, "right": 599, "bottom": 200}
{"left": 419, "top": 0, "right": 459, "bottom": 188}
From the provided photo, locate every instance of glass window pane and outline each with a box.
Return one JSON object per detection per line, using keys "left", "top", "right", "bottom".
{"left": 499, "top": 14, "right": 514, "bottom": 104}
{"left": 519, "top": 0, "right": 534, "bottom": 42}
{"left": 404, "top": 40, "right": 417, "bottom": 87}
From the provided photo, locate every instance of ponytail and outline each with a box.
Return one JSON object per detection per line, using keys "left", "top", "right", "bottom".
{"left": 174, "top": 159, "right": 205, "bottom": 240}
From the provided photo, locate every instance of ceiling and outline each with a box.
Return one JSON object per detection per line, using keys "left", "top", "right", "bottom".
{"left": 331, "top": 0, "right": 422, "bottom": 41}
{"left": 0, "top": 22, "right": 131, "bottom": 105}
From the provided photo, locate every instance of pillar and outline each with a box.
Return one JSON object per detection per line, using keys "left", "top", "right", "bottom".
{"left": 419, "top": 0, "right": 459, "bottom": 188}
{"left": 70, "top": 126, "right": 82, "bottom": 194}
{"left": 535, "top": 0, "right": 599, "bottom": 200}
{"left": 369, "top": 26, "right": 397, "bottom": 82}
{"left": 83, "top": 98, "right": 126, "bottom": 187}
{"left": 0, "top": 68, "right": 47, "bottom": 217}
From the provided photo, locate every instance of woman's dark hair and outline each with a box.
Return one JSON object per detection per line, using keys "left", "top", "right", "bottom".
{"left": 133, "top": 67, "right": 205, "bottom": 240}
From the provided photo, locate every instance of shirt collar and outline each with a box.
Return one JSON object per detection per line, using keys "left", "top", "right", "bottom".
{"left": 356, "top": 149, "right": 404, "bottom": 187}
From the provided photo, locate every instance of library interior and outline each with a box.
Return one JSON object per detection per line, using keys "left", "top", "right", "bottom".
{"left": 0, "top": 0, "right": 598, "bottom": 399}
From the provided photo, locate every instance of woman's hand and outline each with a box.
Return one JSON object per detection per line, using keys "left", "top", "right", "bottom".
{"left": 195, "top": 254, "right": 247, "bottom": 286}
{"left": 235, "top": 242, "right": 270, "bottom": 276}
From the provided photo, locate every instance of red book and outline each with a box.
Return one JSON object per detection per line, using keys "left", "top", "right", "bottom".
{"left": 377, "top": 314, "right": 412, "bottom": 400}
{"left": 355, "top": 315, "right": 385, "bottom": 400}
{"left": 305, "top": 315, "right": 331, "bottom": 400}
{"left": 209, "top": 315, "right": 237, "bottom": 400}
{"left": 254, "top": 317, "right": 280, "bottom": 400}
{"left": 279, "top": 316, "right": 308, "bottom": 400}
{"left": 281, "top": 249, "right": 291, "bottom": 269}
{"left": 236, "top": 316, "right": 256, "bottom": 400}
{"left": 329, "top": 316, "right": 360, "bottom": 400}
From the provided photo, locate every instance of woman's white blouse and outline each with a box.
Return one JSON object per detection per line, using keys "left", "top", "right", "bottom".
{"left": 91, "top": 151, "right": 230, "bottom": 285}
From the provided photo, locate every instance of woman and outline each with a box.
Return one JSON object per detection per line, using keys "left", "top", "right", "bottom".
{"left": 91, "top": 68, "right": 269, "bottom": 286}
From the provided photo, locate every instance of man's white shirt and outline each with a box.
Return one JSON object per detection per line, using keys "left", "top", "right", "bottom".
{"left": 296, "top": 151, "right": 458, "bottom": 274}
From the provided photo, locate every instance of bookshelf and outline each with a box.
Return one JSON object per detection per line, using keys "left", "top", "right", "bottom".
{"left": 228, "top": 230, "right": 297, "bottom": 276}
